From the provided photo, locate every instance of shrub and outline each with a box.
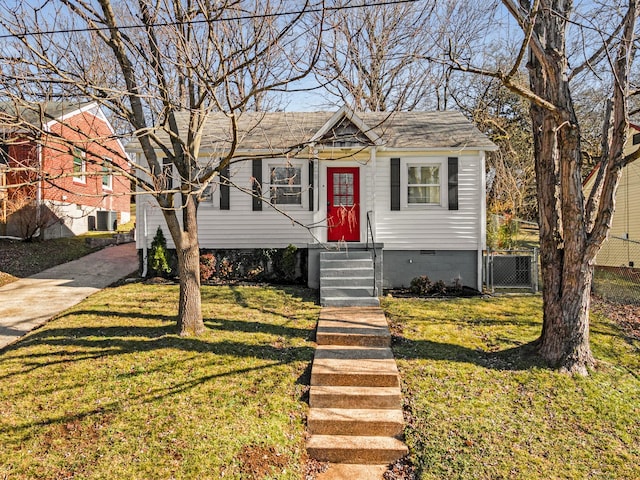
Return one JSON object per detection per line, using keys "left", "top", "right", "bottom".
{"left": 432, "top": 280, "right": 447, "bottom": 295}
{"left": 409, "top": 275, "right": 456, "bottom": 296}
{"left": 149, "top": 226, "right": 172, "bottom": 278}
{"left": 217, "top": 258, "right": 234, "bottom": 280}
{"left": 410, "top": 275, "right": 433, "bottom": 295}
{"left": 199, "top": 253, "right": 216, "bottom": 282}
{"left": 272, "top": 244, "right": 299, "bottom": 282}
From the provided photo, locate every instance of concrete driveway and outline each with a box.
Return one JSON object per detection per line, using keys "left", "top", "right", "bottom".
{"left": 0, "top": 242, "right": 138, "bottom": 350}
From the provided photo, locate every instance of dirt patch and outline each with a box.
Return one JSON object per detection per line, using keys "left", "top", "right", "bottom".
{"left": 304, "top": 457, "right": 329, "bottom": 479}
{"left": 237, "top": 444, "right": 290, "bottom": 479}
{"left": 385, "top": 286, "right": 481, "bottom": 299}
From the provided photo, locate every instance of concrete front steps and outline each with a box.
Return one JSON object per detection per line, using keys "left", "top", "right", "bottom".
{"left": 320, "top": 251, "right": 379, "bottom": 307}
{"left": 306, "top": 307, "right": 407, "bottom": 476}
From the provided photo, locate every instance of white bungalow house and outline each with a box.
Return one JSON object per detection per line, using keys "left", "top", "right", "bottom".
{"left": 130, "top": 106, "right": 497, "bottom": 305}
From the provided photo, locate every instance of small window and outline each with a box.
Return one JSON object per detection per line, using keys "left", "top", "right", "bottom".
{"left": 0, "top": 136, "right": 9, "bottom": 165}
{"left": 162, "top": 158, "right": 174, "bottom": 190}
{"left": 197, "top": 183, "right": 215, "bottom": 204}
{"left": 102, "top": 159, "right": 112, "bottom": 190}
{"left": 269, "top": 164, "right": 302, "bottom": 205}
{"left": 73, "top": 147, "right": 86, "bottom": 183}
{"left": 633, "top": 132, "right": 640, "bottom": 145}
{"left": 407, "top": 164, "right": 440, "bottom": 204}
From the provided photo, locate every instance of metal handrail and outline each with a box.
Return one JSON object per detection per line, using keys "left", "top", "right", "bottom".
{"left": 366, "top": 211, "right": 378, "bottom": 296}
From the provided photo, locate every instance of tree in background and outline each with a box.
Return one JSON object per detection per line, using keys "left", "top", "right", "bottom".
{"left": 314, "top": 0, "right": 437, "bottom": 111}
{"left": 0, "top": 0, "right": 323, "bottom": 335}
{"left": 453, "top": 73, "right": 536, "bottom": 222}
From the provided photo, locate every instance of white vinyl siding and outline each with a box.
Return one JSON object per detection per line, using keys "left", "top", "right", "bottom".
{"left": 136, "top": 152, "right": 485, "bottom": 252}
{"left": 374, "top": 155, "right": 483, "bottom": 250}
{"left": 136, "top": 157, "right": 314, "bottom": 250}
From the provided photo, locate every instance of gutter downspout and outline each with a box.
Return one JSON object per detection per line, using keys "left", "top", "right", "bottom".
{"left": 35, "top": 141, "right": 43, "bottom": 239}
{"left": 478, "top": 151, "right": 487, "bottom": 292}
{"left": 141, "top": 204, "right": 148, "bottom": 277}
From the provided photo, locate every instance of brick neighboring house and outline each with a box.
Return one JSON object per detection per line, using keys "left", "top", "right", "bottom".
{"left": 0, "top": 101, "right": 130, "bottom": 239}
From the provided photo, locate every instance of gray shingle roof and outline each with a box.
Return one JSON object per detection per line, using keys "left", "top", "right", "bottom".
{"left": 143, "top": 109, "right": 497, "bottom": 152}
{"left": 0, "top": 101, "right": 93, "bottom": 127}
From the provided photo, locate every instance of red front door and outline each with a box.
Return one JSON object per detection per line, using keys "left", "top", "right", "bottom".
{"left": 327, "top": 167, "right": 360, "bottom": 242}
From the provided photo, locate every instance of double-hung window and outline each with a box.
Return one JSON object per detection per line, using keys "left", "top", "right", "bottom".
{"left": 73, "top": 147, "right": 86, "bottom": 183}
{"left": 407, "top": 163, "right": 440, "bottom": 205}
{"left": 268, "top": 163, "right": 302, "bottom": 206}
{"left": 102, "top": 158, "right": 112, "bottom": 190}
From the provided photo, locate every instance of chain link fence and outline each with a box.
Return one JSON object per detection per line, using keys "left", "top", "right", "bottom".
{"left": 484, "top": 249, "right": 539, "bottom": 293}
{"left": 593, "top": 236, "right": 640, "bottom": 304}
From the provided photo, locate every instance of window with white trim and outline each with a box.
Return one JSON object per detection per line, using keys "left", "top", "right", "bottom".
{"left": 73, "top": 147, "right": 86, "bottom": 183}
{"left": 266, "top": 161, "right": 305, "bottom": 208}
{"left": 102, "top": 158, "right": 112, "bottom": 190}
{"left": 407, "top": 164, "right": 440, "bottom": 204}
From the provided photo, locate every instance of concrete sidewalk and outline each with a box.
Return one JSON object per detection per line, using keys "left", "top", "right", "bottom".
{"left": 0, "top": 242, "right": 138, "bottom": 350}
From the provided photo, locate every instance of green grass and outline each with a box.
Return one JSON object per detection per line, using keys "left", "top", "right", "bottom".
{"left": 3, "top": 284, "right": 638, "bottom": 479}
{"left": 383, "top": 295, "right": 640, "bottom": 480}
{"left": 0, "top": 284, "right": 320, "bottom": 479}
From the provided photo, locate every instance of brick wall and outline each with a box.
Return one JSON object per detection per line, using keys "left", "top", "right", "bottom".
{"left": 42, "top": 109, "right": 131, "bottom": 222}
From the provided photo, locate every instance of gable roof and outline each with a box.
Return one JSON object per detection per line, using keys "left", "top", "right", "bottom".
{"left": 309, "top": 105, "right": 382, "bottom": 146}
{"left": 130, "top": 109, "right": 497, "bottom": 153}
{"left": 0, "top": 101, "right": 97, "bottom": 128}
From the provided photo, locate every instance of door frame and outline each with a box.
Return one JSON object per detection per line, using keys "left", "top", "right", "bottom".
{"left": 326, "top": 166, "right": 361, "bottom": 242}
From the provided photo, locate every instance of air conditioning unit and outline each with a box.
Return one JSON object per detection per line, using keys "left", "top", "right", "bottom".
{"left": 96, "top": 210, "right": 118, "bottom": 231}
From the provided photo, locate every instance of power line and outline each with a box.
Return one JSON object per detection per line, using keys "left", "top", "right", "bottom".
{"left": 0, "top": 0, "right": 421, "bottom": 40}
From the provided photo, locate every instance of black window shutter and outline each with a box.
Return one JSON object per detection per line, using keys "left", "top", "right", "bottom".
{"left": 220, "top": 162, "right": 230, "bottom": 210}
{"left": 252, "top": 159, "right": 262, "bottom": 211}
{"left": 448, "top": 157, "right": 459, "bottom": 211}
{"left": 390, "top": 158, "right": 400, "bottom": 211}
{"left": 308, "top": 160, "right": 314, "bottom": 211}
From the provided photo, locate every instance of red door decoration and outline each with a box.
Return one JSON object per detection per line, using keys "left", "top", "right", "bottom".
{"left": 327, "top": 167, "right": 360, "bottom": 242}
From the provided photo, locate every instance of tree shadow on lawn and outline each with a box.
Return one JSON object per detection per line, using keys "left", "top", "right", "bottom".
{"left": 1, "top": 305, "right": 316, "bottom": 382}
{"left": 1, "top": 319, "right": 316, "bottom": 440}
{"left": 221, "top": 285, "right": 319, "bottom": 319}
{"left": 392, "top": 335, "right": 550, "bottom": 371}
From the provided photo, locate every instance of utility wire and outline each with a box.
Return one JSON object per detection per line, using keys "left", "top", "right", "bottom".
{"left": 0, "top": 0, "right": 420, "bottom": 40}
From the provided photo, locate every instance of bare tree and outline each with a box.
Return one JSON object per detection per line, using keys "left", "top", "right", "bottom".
{"left": 444, "top": 1, "right": 640, "bottom": 374}
{"left": 314, "top": 0, "right": 441, "bottom": 111}
{"left": 452, "top": 73, "right": 536, "bottom": 221}
{"left": 0, "top": 0, "right": 323, "bottom": 335}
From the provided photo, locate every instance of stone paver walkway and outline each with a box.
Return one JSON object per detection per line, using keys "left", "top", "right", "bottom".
{"left": 0, "top": 242, "right": 138, "bottom": 350}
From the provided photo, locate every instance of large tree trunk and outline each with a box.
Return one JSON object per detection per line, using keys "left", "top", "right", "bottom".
{"left": 527, "top": 2, "right": 595, "bottom": 374}
{"left": 163, "top": 194, "right": 205, "bottom": 336}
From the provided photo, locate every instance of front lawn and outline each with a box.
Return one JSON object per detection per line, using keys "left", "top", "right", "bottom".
{"left": 0, "top": 284, "right": 320, "bottom": 479}
{"left": 2, "top": 284, "right": 638, "bottom": 479}
{"left": 383, "top": 295, "right": 640, "bottom": 479}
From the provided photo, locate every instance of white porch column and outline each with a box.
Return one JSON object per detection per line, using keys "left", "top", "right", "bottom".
{"left": 368, "top": 146, "right": 377, "bottom": 241}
